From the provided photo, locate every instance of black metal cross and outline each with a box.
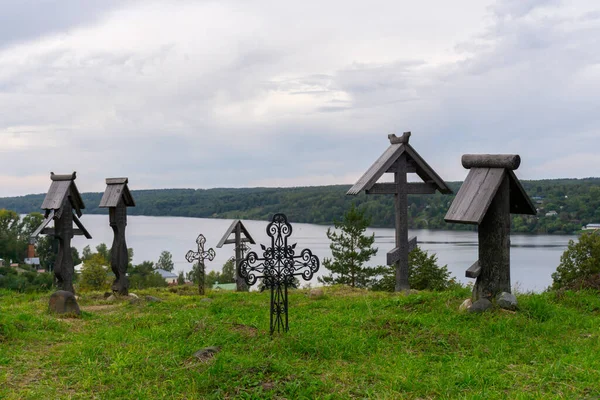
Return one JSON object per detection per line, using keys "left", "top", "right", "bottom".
{"left": 239, "top": 213, "right": 320, "bottom": 334}
{"left": 185, "top": 234, "right": 216, "bottom": 295}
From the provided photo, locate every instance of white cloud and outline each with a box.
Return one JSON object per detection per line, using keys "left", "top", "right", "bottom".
{"left": 0, "top": 0, "right": 598, "bottom": 197}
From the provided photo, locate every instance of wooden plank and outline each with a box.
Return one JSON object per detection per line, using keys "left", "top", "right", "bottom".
{"left": 216, "top": 220, "right": 240, "bottom": 248}
{"left": 223, "top": 238, "right": 251, "bottom": 245}
{"left": 403, "top": 145, "right": 452, "bottom": 194}
{"left": 465, "top": 260, "right": 481, "bottom": 278}
{"left": 444, "top": 168, "right": 505, "bottom": 225}
{"left": 386, "top": 159, "right": 417, "bottom": 173}
{"left": 347, "top": 144, "right": 405, "bottom": 195}
{"left": 99, "top": 184, "right": 125, "bottom": 208}
{"left": 387, "top": 236, "right": 417, "bottom": 265}
{"left": 41, "top": 181, "right": 70, "bottom": 210}
{"left": 42, "top": 228, "right": 85, "bottom": 236}
{"left": 50, "top": 172, "right": 76, "bottom": 181}
{"left": 507, "top": 170, "right": 537, "bottom": 215}
{"left": 217, "top": 220, "right": 255, "bottom": 248}
{"left": 68, "top": 182, "right": 85, "bottom": 216}
{"left": 106, "top": 177, "right": 128, "bottom": 185}
{"left": 473, "top": 175, "right": 511, "bottom": 299}
{"left": 366, "top": 182, "right": 437, "bottom": 195}
{"left": 72, "top": 214, "right": 92, "bottom": 239}
{"left": 462, "top": 154, "right": 520, "bottom": 170}
{"left": 30, "top": 210, "right": 55, "bottom": 239}
{"left": 408, "top": 236, "right": 417, "bottom": 253}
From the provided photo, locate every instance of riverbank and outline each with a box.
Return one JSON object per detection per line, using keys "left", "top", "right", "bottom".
{"left": 1, "top": 286, "right": 599, "bottom": 398}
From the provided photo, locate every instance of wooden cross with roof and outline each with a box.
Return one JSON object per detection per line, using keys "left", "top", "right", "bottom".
{"left": 31, "top": 172, "right": 92, "bottom": 294}
{"left": 216, "top": 220, "right": 255, "bottom": 291}
{"left": 445, "top": 154, "right": 536, "bottom": 301}
{"left": 347, "top": 132, "right": 452, "bottom": 291}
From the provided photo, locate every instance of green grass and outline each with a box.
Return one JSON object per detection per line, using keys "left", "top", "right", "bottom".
{"left": 1, "top": 286, "right": 599, "bottom": 399}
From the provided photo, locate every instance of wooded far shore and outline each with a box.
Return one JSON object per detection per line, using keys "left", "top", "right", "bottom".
{"left": 1, "top": 177, "right": 599, "bottom": 234}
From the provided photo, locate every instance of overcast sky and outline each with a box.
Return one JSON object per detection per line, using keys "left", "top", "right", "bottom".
{"left": 1, "top": 0, "right": 599, "bottom": 197}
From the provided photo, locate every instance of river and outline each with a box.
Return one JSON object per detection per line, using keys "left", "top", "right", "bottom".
{"left": 71, "top": 215, "right": 576, "bottom": 292}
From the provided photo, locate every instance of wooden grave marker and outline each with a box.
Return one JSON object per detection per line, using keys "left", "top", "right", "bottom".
{"left": 31, "top": 172, "right": 92, "bottom": 295}
{"left": 347, "top": 132, "right": 452, "bottom": 291}
{"left": 444, "top": 154, "right": 536, "bottom": 300}
{"left": 216, "top": 220, "right": 256, "bottom": 291}
{"left": 99, "top": 177, "right": 135, "bottom": 295}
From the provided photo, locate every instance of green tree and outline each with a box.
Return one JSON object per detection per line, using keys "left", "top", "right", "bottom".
{"left": 373, "top": 247, "right": 453, "bottom": 291}
{"left": 318, "top": 204, "right": 379, "bottom": 288}
{"left": 71, "top": 247, "right": 82, "bottom": 267}
{"left": 205, "top": 269, "right": 220, "bottom": 287}
{"left": 177, "top": 271, "right": 185, "bottom": 285}
{"left": 82, "top": 245, "right": 92, "bottom": 261}
{"left": 95, "top": 243, "right": 110, "bottom": 262}
{"left": 552, "top": 231, "right": 600, "bottom": 289}
{"left": 129, "top": 261, "right": 168, "bottom": 289}
{"left": 79, "top": 253, "right": 110, "bottom": 291}
{"left": 36, "top": 236, "right": 57, "bottom": 271}
{"left": 155, "top": 250, "right": 174, "bottom": 271}
{"left": 220, "top": 259, "right": 235, "bottom": 283}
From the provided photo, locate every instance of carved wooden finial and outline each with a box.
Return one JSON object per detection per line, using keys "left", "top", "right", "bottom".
{"left": 388, "top": 131, "right": 411, "bottom": 144}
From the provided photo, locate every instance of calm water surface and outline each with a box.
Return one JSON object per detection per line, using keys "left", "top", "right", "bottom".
{"left": 72, "top": 215, "right": 576, "bottom": 292}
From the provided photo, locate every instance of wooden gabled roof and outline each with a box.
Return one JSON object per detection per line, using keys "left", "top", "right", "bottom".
{"left": 444, "top": 168, "right": 536, "bottom": 225}
{"left": 216, "top": 220, "right": 256, "bottom": 248}
{"left": 40, "top": 172, "right": 85, "bottom": 217}
{"left": 99, "top": 177, "right": 135, "bottom": 208}
{"left": 347, "top": 132, "right": 452, "bottom": 195}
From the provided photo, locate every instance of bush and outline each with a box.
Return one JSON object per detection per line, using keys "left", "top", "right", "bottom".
{"left": 0, "top": 266, "right": 54, "bottom": 293}
{"left": 79, "top": 253, "right": 110, "bottom": 292}
{"left": 373, "top": 246, "right": 454, "bottom": 291}
{"left": 552, "top": 231, "right": 600, "bottom": 290}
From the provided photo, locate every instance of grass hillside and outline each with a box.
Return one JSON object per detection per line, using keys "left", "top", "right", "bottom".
{"left": 1, "top": 286, "right": 599, "bottom": 399}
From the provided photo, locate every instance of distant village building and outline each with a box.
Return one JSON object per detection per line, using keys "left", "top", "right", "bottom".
{"left": 583, "top": 223, "right": 600, "bottom": 230}
{"left": 212, "top": 282, "right": 237, "bottom": 291}
{"left": 155, "top": 268, "right": 178, "bottom": 284}
{"left": 545, "top": 210, "right": 558, "bottom": 217}
{"left": 0, "top": 258, "right": 4, "bottom": 267}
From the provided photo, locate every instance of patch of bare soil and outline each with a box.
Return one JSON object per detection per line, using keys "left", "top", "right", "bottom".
{"left": 80, "top": 304, "right": 118, "bottom": 312}
{"left": 229, "top": 323, "right": 259, "bottom": 337}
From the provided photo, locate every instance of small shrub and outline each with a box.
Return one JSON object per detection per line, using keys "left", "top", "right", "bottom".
{"left": 372, "top": 247, "right": 454, "bottom": 291}
{"left": 552, "top": 231, "right": 600, "bottom": 290}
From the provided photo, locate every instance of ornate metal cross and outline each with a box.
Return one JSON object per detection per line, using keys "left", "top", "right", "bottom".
{"left": 239, "top": 213, "right": 320, "bottom": 334}
{"left": 185, "top": 234, "right": 216, "bottom": 295}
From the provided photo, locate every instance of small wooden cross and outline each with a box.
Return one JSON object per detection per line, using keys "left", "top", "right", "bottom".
{"left": 185, "top": 234, "right": 216, "bottom": 295}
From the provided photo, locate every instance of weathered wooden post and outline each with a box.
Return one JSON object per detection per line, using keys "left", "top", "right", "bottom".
{"left": 31, "top": 172, "right": 91, "bottom": 295}
{"left": 216, "top": 220, "right": 256, "bottom": 291}
{"left": 347, "top": 132, "right": 452, "bottom": 291}
{"left": 99, "top": 178, "right": 135, "bottom": 295}
{"left": 239, "top": 213, "right": 319, "bottom": 334}
{"left": 445, "top": 154, "right": 536, "bottom": 301}
{"left": 185, "top": 234, "right": 216, "bottom": 295}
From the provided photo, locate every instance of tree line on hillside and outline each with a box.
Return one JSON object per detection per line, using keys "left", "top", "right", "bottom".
{"left": 1, "top": 178, "right": 599, "bottom": 234}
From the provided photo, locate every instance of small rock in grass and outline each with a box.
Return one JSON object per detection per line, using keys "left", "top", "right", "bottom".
{"left": 469, "top": 298, "right": 492, "bottom": 313}
{"left": 106, "top": 295, "right": 117, "bottom": 302}
{"left": 459, "top": 298, "right": 472, "bottom": 312}
{"left": 103, "top": 292, "right": 112, "bottom": 299}
{"left": 128, "top": 293, "right": 139, "bottom": 299}
{"left": 200, "top": 298, "right": 212, "bottom": 303}
{"left": 145, "top": 295, "right": 162, "bottom": 302}
{"left": 49, "top": 290, "right": 81, "bottom": 316}
{"left": 193, "top": 346, "right": 220, "bottom": 361}
{"left": 496, "top": 292, "right": 518, "bottom": 310}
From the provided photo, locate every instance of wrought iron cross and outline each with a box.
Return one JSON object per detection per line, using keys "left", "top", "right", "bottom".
{"left": 239, "top": 213, "right": 320, "bottom": 334}
{"left": 185, "top": 234, "right": 216, "bottom": 295}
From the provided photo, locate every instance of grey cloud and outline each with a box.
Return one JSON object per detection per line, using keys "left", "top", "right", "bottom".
{"left": 0, "top": 0, "right": 133, "bottom": 49}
